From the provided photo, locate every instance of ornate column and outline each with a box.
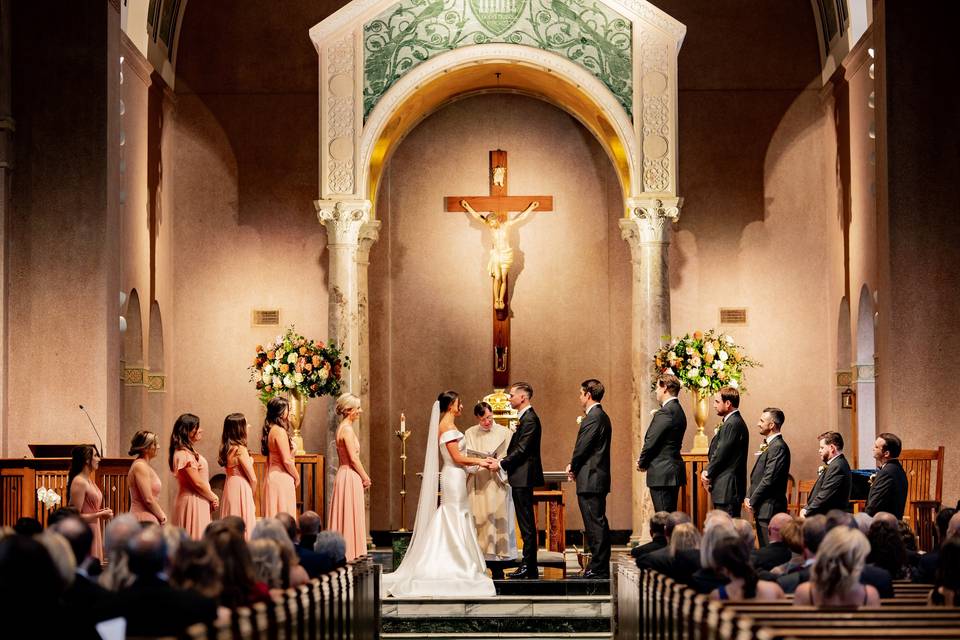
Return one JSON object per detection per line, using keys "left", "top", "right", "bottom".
{"left": 355, "top": 219, "right": 380, "bottom": 546}
{"left": 316, "top": 198, "right": 371, "bottom": 511}
{"left": 620, "top": 196, "right": 681, "bottom": 544}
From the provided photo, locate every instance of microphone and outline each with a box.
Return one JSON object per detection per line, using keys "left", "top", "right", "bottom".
{"left": 79, "top": 404, "right": 105, "bottom": 456}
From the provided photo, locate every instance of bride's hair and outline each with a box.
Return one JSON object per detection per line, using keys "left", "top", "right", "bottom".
{"left": 437, "top": 390, "right": 459, "bottom": 413}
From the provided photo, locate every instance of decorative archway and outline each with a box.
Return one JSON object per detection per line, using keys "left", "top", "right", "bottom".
{"left": 309, "top": 0, "right": 686, "bottom": 540}
{"left": 855, "top": 284, "right": 877, "bottom": 468}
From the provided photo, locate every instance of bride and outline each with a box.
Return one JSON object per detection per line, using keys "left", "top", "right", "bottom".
{"left": 382, "top": 391, "right": 497, "bottom": 597}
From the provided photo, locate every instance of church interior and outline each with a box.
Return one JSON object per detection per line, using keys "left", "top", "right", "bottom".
{"left": 1, "top": 0, "right": 959, "bottom": 637}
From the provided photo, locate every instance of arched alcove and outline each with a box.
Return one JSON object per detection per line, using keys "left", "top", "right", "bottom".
{"left": 147, "top": 301, "right": 166, "bottom": 434}
{"left": 121, "top": 289, "right": 145, "bottom": 450}
{"left": 837, "top": 296, "right": 853, "bottom": 437}
{"left": 855, "top": 284, "right": 877, "bottom": 467}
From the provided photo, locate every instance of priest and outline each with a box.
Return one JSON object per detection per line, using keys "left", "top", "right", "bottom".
{"left": 465, "top": 401, "right": 518, "bottom": 561}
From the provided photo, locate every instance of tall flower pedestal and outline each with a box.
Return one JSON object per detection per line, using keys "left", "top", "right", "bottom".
{"left": 288, "top": 390, "right": 307, "bottom": 455}
{"left": 690, "top": 390, "right": 711, "bottom": 454}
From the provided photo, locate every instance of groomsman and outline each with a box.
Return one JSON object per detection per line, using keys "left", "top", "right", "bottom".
{"left": 744, "top": 408, "right": 791, "bottom": 546}
{"left": 567, "top": 379, "right": 612, "bottom": 579}
{"left": 637, "top": 374, "right": 687, "bottom": 512}
{"left": 801, "top": 431, "right": 851, "bottom": 517}
{"left": 701, "top": 387, "right": 749, "bottom": 517}
{"left": 492, "top": 382, "right": 544, "bottom": 579}
{"left": 865, "top": 432, "right": 909, "bottom": 519}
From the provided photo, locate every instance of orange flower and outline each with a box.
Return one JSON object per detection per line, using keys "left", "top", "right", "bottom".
{"left": 280, "top": 364, "right": 290, "bottom": 374}
{"left": 265, "top": 385, "right": 273, "bottom": 393}
{"left": 693, "top": 331, "right": 703, "bottom": 341}
{"left": 311, "top": 355, "right": 321, "bottom": 366}
{"left": 299, "top": 346, "right": 308, "bottom": 355}
{"left": 256, "top": 345, "right": 263, "bottom": 352}
{"left": 267, "top": 350, "right": 276, "bottom": 360}
{"left": 253, "top": 357, "right": 260, "bottom": 366}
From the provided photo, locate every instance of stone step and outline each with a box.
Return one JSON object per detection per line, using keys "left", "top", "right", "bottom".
{"left": 382, "top": 633, "right": 612, "bottom": 639}
{"left": 492, "top": 577, "right": 609, "bottom": 596}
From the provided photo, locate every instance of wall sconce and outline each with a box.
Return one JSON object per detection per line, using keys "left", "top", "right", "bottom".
{"left": 841, "top": 387, "right": 855, "bottom": 410}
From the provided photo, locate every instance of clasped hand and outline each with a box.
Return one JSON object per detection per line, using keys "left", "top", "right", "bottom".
{"left": 481, "top": 457, "right": 500, "bottom": 470}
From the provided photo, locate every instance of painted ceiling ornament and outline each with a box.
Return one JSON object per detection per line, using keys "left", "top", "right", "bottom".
{"left": 469, "top": 0, "right": 526, "bottom": 35}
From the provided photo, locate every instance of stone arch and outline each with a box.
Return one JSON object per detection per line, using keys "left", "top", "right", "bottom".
{"left": 855, "top": 284, "right": 876, "bottom": 466}
{"left": 121, "top": 289, "right": 145, "bottom": 450}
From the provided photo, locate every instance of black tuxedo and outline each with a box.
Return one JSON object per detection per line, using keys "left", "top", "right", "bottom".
{"left": 113, "top": 575, "right": 217, "bottom": 636}
{"left": 570, "top": 404, "right": 612, "bottom": 575}
{"left": 637, "top": 547, "right": 701, "bottom": 585}
{"left": 865, "top": 459, "right": 908, "bottom": 518}
{"left": 500, "top": 406, "right": 544, "bottom": 570}
{"left": 750, "top": 540, "right": 792, "bottom": 571}
{"left": 749, "top": 433, "right": 791, "bottom": 545}
{"left": 630, "top": 534, "right": 667, "bottom": 559}
{"left": 706, "top": 410, "right": 749, "bottom": 516}
{"left": 638, "top": 397, "right": 687, "bottom": 512}
{"left": 804, "top": 454, "right": 852, "bottom": 515}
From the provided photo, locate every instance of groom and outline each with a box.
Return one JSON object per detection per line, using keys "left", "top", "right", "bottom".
{"left": 490, "top": 381, "right": 544, "bottom": 579}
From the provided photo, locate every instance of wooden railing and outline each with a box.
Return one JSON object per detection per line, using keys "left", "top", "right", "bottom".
{"left": 184, "top": 555, "right": 380, "bottom": 640}
{"left": 249, "top": 453, "right": 325, "bottom": 520}
{"left": 614, "top": 556, "right": 957, "bottom": 640}
{"left": 0, "top": 457, "right": 132, "bottom": 527}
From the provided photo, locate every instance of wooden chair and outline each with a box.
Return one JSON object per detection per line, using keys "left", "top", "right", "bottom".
{"left": 786, "top": 473, "right": 798, "bottom": 516}
{"left": 796, "top": 479, "right": 816, "bottom": 512}
{"left": 901, "top": 447, "right": 945, "bottom": 551}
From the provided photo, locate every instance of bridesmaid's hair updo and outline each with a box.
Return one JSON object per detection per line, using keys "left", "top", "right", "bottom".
{"left": 218, "top": 413, "right": 248, "bottom": 467}
{"left": 169, "top": 413, "right": 201, "bottom": 471}
{"left": 129, "top": 430, "right": 158, "bottom": 457}
{"left": 66, "top": 444, "right": 97, "bottom": 498}
{"left": 335, "top": 393, "right": 361, "bottom": 418}
{"left": 261, "top": 396, "right": 293, "bottom": 456}
{"left": 438, "top": 390, "right": 460, "bottom": 414}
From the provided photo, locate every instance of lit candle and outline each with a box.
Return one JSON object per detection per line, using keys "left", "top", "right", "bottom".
{"left": 400, "top": 412, "right": 406, "bottom": 433}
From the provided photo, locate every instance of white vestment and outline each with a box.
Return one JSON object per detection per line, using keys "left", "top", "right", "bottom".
{"left": 464, "top": 423, "right": 518, "bottom": 560}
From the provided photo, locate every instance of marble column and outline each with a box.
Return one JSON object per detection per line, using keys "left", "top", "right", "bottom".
{"left": 355, "top": 219, "right": 380, "bottom": 546}
{"left": 619, "top": 196, "right": 682, "bottom": 544}
{"left": 316, "top": 198, "right": 371, "bottom": 512}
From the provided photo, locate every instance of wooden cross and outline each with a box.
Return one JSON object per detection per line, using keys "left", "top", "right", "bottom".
{"left": 444, "top": 149, "right": 553, "bottom": 387}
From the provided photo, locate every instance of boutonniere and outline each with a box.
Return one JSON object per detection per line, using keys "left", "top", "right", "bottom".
{"left": 576, "top": 415, "right": 583, "bottom": 426}
{"left": 817, "top": 464, "right": 827, "bottom": 476}
{"left": 755, "top": 442, "right": 768, "bottom": 457}
{"left": 868, "top": 472, "right": 877, "bottom": 485}
{"left": 713, "top": 422, "right": 724, "bottom": 436}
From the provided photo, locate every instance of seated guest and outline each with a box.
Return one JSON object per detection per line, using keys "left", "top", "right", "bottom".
{"left": 776, "top": 515, "right": 827, "bottom": 593}
{"left": 767, "top": 515, "right": 805, "bottom": 576}
{"left": 98, "top": 513, "right": 140, "bottom": 591}
{"left": 252, "top": 517, "right": 310, "bottom": 587}
{"left": 114, "top": 526, "right": 217, "bottom": 636}
{"left": 296, "top": 510, "right": 339, "bottom": 577}
{"left": 637, "top": 511, "right": 692, "bottom": 573}
{"left": 249, "top": 538, "right": 284, "bottom": 591}
{"left": 915, "top": 508, "right": 958, "bottom": 583}
{"left": 14, "top": 516, "right": 42, "bottom": 536}
{"left": 38, "top": 531, "right": 76, "bottom": 589}
{"left": 50, "top": 515, "right": 119, "bottom": 631}
{"left": 631, "top": 511, "right": 669, "bottom": 559}
{"left": 690, "top": 522, "right": 738, "bottom": 594}
{"left": 170, "top": 538, "right": 224, "bottom": 601}
{"left": 825, "top": 508, "right": 855, "bottom": 530}
{"left": 732, "top": 518, "right": 756, "bottom": 551}
{"left": 751, "top": 512, "right": 794, "bottom": 571}
{"left": 929, "top": 537, "right": 960, "bottom": 606}
{"left": 669, "top": 523, "right": 702, "bottom": 556}
{"left": 864, "top": 433, "right": 908, "bottom": 519}
{"left": 709, "top": 537, "right": 785, "bottom": 601}
{"left": 315, "top": 530, "right": 348, "bottom": 569}
{"left": 0, "top": 534, "right": 69, "bottom": 634}
{"left": 867, "top": 519, "right": 909, "bottom": 580}
{"left": 205, "top": 521, "right": 270, "bottom": 607}
{"left": 793, "top": 527, "right": 880, "bottom": 607}
{"left": 800, "top": 432, "right": 851, "bottom": 517}
{"left": 853, "top": 512, "right": 874, "bottom": 535}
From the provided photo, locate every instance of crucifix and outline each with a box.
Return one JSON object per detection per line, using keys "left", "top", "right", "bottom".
{"left": 445, "top": 150, "right": 553, "bottom": 387}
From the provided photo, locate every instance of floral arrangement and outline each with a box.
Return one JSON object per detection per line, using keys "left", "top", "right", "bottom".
{"left": 249, "top": 326, "right": 349, "bottom": 404}
{"left": 36, "top": 487, "right": 62, "bottom": 510}
{"left": 651, "top": 329, "right": 759, "bottom": 395}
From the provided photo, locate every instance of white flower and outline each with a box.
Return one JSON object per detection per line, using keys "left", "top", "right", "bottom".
{"left": 714, "top": 360, "right": 725, "bottom": 370}
{"left": 705, "top": 343, "right": 716, "bottom": 356}
{"left": 664, "top": 367, "right": 675, "bottom": 375}
{"left": 699, "top": 377, "right": 709, "bottom": 387}
{"left": 294, "top": 372, "right": 304, "bottom": 384}
{"left": 283, "top": 375, "right": 295, "bottom": 388}
{"left": 37, "top": 487, "right": 48, "bottom": 503}
{"left": 272, "top": 375, "right": 282, "bottom": 388}
{"left": 275, "top": 335, "right": 283, "bottom": 346}
{"left": 318, "top": 367, "right": 329, "bottom": 381}
{"left": 729, "top": 379, "right": 739, "bottom": 389}
{"left": 263, "top": 364, "right": 274, "bottom": 376}
{"left": 287, "top": 352, "right": 297, "bottom": 364}
{"left": 688, "top": 368, "right": 699, "bottom": 379}
{"left": 725, "top": 334, "right": 735, "bottom": 345}
{"left": 718, "top": 350, "right": 729, "bottom": 362}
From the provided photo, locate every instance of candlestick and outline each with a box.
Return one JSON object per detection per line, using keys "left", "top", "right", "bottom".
{"left": 395, "top": 427, "right": 412, "bottom": 531}
{"left": 400, "top": 411, "right": 406, "bottom": 433}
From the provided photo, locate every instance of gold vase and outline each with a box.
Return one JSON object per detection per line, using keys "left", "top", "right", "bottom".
{"left": 691, "top": 390, "right": 711, "bottom": 454}
{"left": 287, "top": 390, "right": 307, "bottom": 455}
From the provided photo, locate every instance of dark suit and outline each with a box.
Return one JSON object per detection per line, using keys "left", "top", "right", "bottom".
{"left": 638, "top": 547, "right": 701, "bottom": 586}
{"left": 750, "top": 540, "right": 792, "bottom": 571}
{"left": 748, "top": 433, "right": 791, "bottom": 545}
{"left": 500, "top": 406, "right": 544, "bottom": 571}
{"left": 638, "top": 397, "right": 687, "bottom": 512}
{"left": 62, "top": 573, "right": 119, "bottom": 639}
{"left": 113, "top": 575, "right": 218, "bottom": 636}
{"left": 570, "top": 403, "right": 612, "bottom": 575}
{"left": 630, "top": 534, "right": 667, "bottom": 559}
{"left": 297, "top": 541, "right": 340, "bottom": 578}
{"left": 776, "top": 562, "right": 893, "bottom": 597}
{"left": 706, "top": 410, "right": 749, "bottom": 517}
{"left": 865, "top": 459, "right": 908, "bottom": 519}
{"left": 804, "top": 454, "right": 852, "bottom": 515}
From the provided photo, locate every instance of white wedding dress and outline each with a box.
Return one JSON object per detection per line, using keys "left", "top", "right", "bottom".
{"left": 382, "top": 403, "right": 496, "bottom": 597}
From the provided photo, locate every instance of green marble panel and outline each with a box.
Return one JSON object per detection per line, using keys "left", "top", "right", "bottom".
{"left": 363, "top": 0, "right": 632, "bottom": 120}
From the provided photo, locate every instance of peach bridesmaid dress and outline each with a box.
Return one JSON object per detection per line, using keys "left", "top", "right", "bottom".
{"left": 128, "top": 460, "right": 162, "bottom": 524}
{"left": 172, "top": 449, "right": 212, "bottom": 539}
{"left": 81, "top": 481, "right": 105, "bottom": 560}
{"left": 263, "top": 426, "right": 297, "bottom": 518}
{"left": 328, "top": 435, "right": 366, "bottom": 561}
{"left": 220, "top": 446, "right": 257, "bottom": 538}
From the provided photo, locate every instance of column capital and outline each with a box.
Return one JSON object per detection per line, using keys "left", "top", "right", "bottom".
{"left": 356, "top": 220, "right": 382, "bottom": 265}
{"left": 621, "top": 196, "right": 683, "bottom": 247}
{"left": 315, "top": 199, "right": 372, "bottom": 246}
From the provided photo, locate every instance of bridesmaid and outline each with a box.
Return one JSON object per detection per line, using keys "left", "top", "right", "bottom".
{"left": 218, "top": 413, "right": 257, "bottom": 538}
{"left": 127, "top": 430, "right": 167, "bottom": 525}
{"left": 169, "top": 413, "right": 219, "bottom": 539}
{"left": 67, "top": 445, "right": 113, "bottom": 561}
{"left": 261, "top": 397, "right": 299, "bottom": 517}
{"left": 328, "top": 392, "right": 371, "bottom": 561}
